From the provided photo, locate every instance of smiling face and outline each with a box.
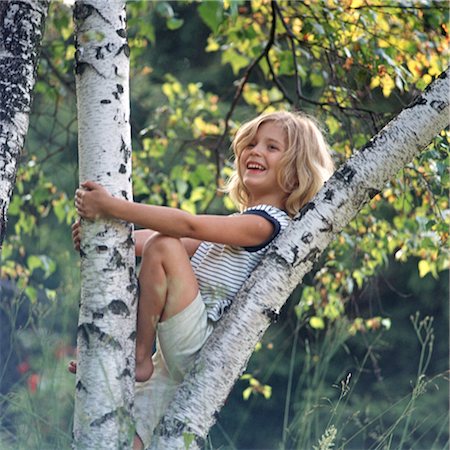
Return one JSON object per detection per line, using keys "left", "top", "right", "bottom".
{"left": 238, "top": 121, "right": 288, "bottom": 208}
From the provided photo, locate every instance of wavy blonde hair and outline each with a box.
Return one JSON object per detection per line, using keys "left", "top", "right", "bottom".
{"left": 225, "top": 111, "right": 335, "bottom": 217}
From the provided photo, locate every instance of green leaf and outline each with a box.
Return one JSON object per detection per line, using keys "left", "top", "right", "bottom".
{"left": 166, "top": 18, "right": 184, "bottom": 31}
{"left": 222, "top": 48, "right": 249, "bottom": 74}
{"left": 182, "top": 432, "right": 195, "bottom": 450}
{"left": 418, "top": 260, "right": 431, "bottom": 278}
{"left": 198, "top": 2, "right": 223, "bottom": 33}
{"left": 310, "top": 316, "right": 325, "bottom": 330}
{"left": 242, "top": 387, "right": 252, "bottom": 400}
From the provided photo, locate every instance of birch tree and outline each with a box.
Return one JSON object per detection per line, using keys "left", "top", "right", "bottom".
{"left": 149, "top": 69, "right": 450, "bottom": 449}
{"left": 0, "top": 0, "right": 48, "bottom": 250}
{"left": 72, "top": 1, "right": 137, "bottom": 448}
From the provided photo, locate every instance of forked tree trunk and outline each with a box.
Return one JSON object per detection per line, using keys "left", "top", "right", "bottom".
{"left": 0, "top": 0, "right": 48, "bottom": 251}
{"left": 72, "top": 1, "right": 137, "bottom": 448}
{"left": 151, "top": 69, "right": 450, "bottom": 448}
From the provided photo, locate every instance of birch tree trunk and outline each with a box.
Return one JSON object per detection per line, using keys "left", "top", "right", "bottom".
{"left": 151, "top": 69, "right": 450, "bottom": 449}
{"left": 0, "top": 0, "right": 48, "bottom": 250}
{"left": 72, "top": 1, "right": 137, "bottom": 448}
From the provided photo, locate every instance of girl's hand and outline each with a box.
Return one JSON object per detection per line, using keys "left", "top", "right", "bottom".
{"left": 75, "top": 181, "right": 112, "bottom": 220}
{"left": 71, "top": 219, "right": 81, "bottom": 251}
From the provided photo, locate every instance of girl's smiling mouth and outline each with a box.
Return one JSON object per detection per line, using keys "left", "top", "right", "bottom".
{"left": 246, "top": 162, "right": 266, "bottom": 171}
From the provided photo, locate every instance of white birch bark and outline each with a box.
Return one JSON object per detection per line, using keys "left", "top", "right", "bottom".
{"left": 151, "top": 69, "right": 450, "bottom": 449}
{"left": 0, "top": 0, "right": 48, "bottom": 250}
{"left": 72, "top": 1, "right": 137, "bottom": 448}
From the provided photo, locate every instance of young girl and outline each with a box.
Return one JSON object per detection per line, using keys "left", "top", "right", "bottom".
{"left": 73, "top": 111, "right": 334, "bottom": 449}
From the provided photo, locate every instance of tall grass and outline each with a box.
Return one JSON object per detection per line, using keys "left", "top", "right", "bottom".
{"left": 1, "top": 293, "right": 448, "bottom": 450}
{"left": 279, "top": 314, "right": 449, "bottom": 450}
{"left": 0, "top": 293, "right": 74, "bottom": 450}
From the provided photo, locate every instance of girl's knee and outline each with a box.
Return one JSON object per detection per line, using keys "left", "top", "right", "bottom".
{"left": 142, "top": 234, "right": 183, "bottom": 260}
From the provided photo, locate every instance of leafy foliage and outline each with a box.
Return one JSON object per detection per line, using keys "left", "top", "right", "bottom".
{"left": 1, "top": 1, "right": 448, "bottom": 448}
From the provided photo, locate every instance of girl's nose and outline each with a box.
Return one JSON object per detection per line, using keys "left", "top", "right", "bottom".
{"left": 249, "top": 144, "right": 262, "bottom": 155}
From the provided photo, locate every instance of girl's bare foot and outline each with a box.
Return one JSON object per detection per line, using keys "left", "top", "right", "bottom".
{"left": 135, "top": 357, "right": 154, "bottom": 382}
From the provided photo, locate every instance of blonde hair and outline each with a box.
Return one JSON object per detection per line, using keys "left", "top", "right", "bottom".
{"left": 225, "top": 111, "right": 335, "bottom": 217}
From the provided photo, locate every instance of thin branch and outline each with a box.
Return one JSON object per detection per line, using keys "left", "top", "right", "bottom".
{"left": 211, "top": 0, "right": 278, "bottom": 185}
{"left": 273, "top": 2, "right": 302, "bottom": 106}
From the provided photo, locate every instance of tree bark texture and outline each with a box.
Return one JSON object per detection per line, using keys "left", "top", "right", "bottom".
{"left": 73, "top": 1, "right": 137, "bottom": 448}
{"left": 0, "top": 0, "right": 48, "bottom": 250}
{"left": 151, "top": 69, "right": 450, "bottom": 449}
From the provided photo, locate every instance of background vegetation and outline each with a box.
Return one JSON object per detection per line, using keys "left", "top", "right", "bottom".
{"left": 0, "top": 1, "right": 448, "bottom": 449}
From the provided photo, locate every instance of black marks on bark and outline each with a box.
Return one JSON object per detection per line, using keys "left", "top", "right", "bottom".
{"left": 95, "top": 46, "right": 104, "bottom": 60}
{"left": 430, "top": 99, "right": 448, "bottom": 112}
{"left": 290, "top": 244, "right": 299, "bottom": 264}
{"left": 73, "top": 3, "right": 94, "bottom": 21}
{"left": 121, "top": 190, "right": 128, "bottom": 199}
{"left": 106, "top": 171, "right": 111, "bottom": 176}
{"left": 120, "top": 137, "right": 131, "bottom": 164}
{"left": 318, "top": 217, "right": 333, "bottom": 233}
{"left": 111, "top": 84, "right": 124, "bottom": 102}
{"left": 93, "top": 311, "right": 104, "bottom": 320}
{"left": 405, "top": 95, "right": 427, "bottom": 110}
{"left": 100, "top": 99, "right": 111, "bottom": 104}
{"left": 296, "top": 201, "right": 316, "bottom": 221}
{"left": 128, "top": 331, "right": 136, "bottom": 341}
{"left": 73, "top": 3, "right": 111, "bottom": 25}
{"left": 74, "top": 61, "right": 88, "bottom": 76}
{"left": 90, "top": 407, "right": 126, "bottom": 427}
{"left": 116, "top": 43, "right": 130, "bottom": 58}
{"left": 157, "top": 417, "right": 205, "bottom": 447}
{"left": 293, "top": 246, "right": 321, "bottom": 268}
{"left": 0, "top": 1, "right": 47, "bottom": 122}
{"left": 116, "top": 28, "right": 127, "bottom": 38}
{"left": 324, "top": 188, "right": 335, "bottom": 202}
{"left": 78, "top": 323, "right": 123, "bottom": 350}
{"left": 368, "top": 188, "right": 380, "bottom": 199}
{"left": 266, "top": 247, "right": 292, "bottom": 270}
{"left": 301, "top": 232, "right": 313, "bottom": 244}
{"left": 117, "top": 367, "right": 132, "bottom": 379}
{"left": 119, "top": 164, "right": 127, "bottom": 174}
{"left": 335, "top": 165, "right": 356, "bottom": 184}
{"left": 124, "top": 233, "right": 134, "bottom": 249}
{"left": 95, "top": 43, "right": 114, "bottom": 60}
{"left": 108, "top": 300, "right": 130, "bottom": 316}
{"left": 359, "top": 129, "right": 389, "bottom": 154}
{"left": 263, "top": 308, "right": 279, "bottom": 323}
{"left": 96, "top": 245, "right": 108, "bottom": 252}
{"left": 76, "top": 380, "right": 88, "bottom": 393}
{"left": 105, "top": 248, "right": 126, "bottom": 270}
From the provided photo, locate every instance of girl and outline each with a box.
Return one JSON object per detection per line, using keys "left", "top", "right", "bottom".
{"left": 73, "top": 111, "right": 334, "bottom": 449}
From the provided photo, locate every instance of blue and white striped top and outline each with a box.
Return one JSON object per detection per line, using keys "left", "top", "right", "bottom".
{"left": 190, "top": 204, "right": 290, "bottom": 322}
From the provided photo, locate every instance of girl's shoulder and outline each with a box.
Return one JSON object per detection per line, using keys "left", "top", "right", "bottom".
{"left": 241, "top": 204, "right": 290, "bottom": 226}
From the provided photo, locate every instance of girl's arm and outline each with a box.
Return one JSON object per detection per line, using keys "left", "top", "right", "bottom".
{"left": 76, "top": 181, "right": 275, "bottom": 248}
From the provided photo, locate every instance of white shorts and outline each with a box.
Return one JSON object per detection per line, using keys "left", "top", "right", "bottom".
{"left": 134, "top": 292, "right": 213, "bottom": 448}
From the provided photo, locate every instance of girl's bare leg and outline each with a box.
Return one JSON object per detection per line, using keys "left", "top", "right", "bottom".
{"left": 135, "top": 234, "right": 199, "bottom": 382}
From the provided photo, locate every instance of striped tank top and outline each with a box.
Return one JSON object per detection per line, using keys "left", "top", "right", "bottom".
{"left": 190, "top": 204, "right": 290, "bottom": 322}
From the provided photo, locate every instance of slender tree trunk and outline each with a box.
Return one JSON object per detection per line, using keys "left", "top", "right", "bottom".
{"left": 0, "top": 0, "right": 48, "bottom": 251}
{"left": 72, "top": 1, "right": 137, "bottom": 448}
{"left": 150, "top": 69, "right": 450, "bottom": 448}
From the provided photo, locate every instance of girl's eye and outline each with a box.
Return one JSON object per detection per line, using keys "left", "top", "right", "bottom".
{"left": 268, "top": 145, "right": 279, "bottom": 151}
